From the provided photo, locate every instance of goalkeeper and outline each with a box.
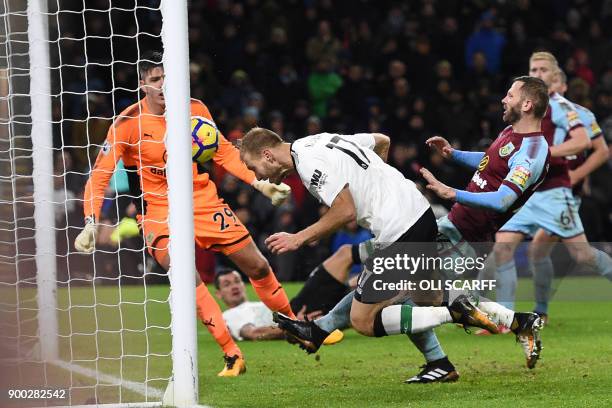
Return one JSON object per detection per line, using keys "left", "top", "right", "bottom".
{"left": 75, "top": 51, "right": 296, "bottom": 377}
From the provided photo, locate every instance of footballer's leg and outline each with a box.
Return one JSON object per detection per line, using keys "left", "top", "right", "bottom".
{"left": 359, "top": 294, "right": 498, "bottom": 338}
{"left": 228, "top": 240, "right": 296, "bottom": 318}
{"left": 288, "top": 245, "right": 354, "bottom": 346}
{"left": 529, "top": 229, "right": 558, "bottom": 320}
{"left": 145, "top": 226, "right": 245, "bottom": 377}
{"left": 192, "top": 272, "right": 246, "bottom": 377}
{"left": 295, "top": 243, "right": 364, "bottom": 340}
{"left": 563, "top": 234, "right": 612, "bottom": 282}
{"left": 493, "top": 231, "right": 525, "bottom": 311}
{"left": 529, "top": 191, "right": 612, "bottom": 319}
{"left": 280, "top": 289, "right": 494, "bottom": 363}
{"left": 349, "top": 254, "right": 497, "bottom": 338}
{"left": 276, "top": 290, "right": 459, "bottom": 382}
{"left": 290, "top": 244, "right": 353, "bottom": 315}
{"left": 197, "top": 203, "right": 296, "bottom": 319}
{"left": 350, "top": 282, "right": 460, "bottom": 383}
{"left": 438, "top": 216, "right": 544, "bottom": 368}
{"left": 468, "top": 292, "right": 544, "bottom": 369}
{"left": 321, "top": 243, "right": 353, "bottom": 283}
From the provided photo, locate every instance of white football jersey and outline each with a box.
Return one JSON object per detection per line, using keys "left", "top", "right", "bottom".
{"left": 222, "top": 301, "right": 274, "bottom": 341}
{"left": 290, "top": 133, "right": 430, "bottom": 243}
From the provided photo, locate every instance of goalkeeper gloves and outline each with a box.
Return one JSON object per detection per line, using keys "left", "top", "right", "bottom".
{"left": 252, "top": 179, "right": 291, "bottom": 206}
{"left": 74, "top": 216, "right": 97, "bottom": 253}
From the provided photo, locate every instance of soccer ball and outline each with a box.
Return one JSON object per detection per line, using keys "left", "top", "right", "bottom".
{"left": 191, "top": 116, "right": 219, "bottom": 164}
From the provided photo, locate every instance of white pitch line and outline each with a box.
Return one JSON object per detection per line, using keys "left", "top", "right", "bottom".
{"left": 49, "top": 359, "right": 165, "bottom": 400}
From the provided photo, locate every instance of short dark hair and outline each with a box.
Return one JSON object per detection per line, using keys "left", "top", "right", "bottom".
{"left": 513, "top": 76, "right": 549, "bottom": 119}
{"left": 138, "top": 50, "right": 163, "bottom": 79}
{"left": 239, "top": 127, "right": 284, "bottom": 159}
{"left": 213, "top": 268, "right": 240, "bottom": 289}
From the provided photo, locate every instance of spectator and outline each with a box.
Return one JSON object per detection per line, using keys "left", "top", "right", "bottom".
{"left": 434, "top": 17, "right": 464, "bottom": 76}
{"left": 337, "top": 64, "right": 370, "bottom": 127}
{"left": 572, "top": 48, "right": 595, "bottom": 87}
{"left": 220, "top": 70, "right": 253, "bottom": 118}
{"left": 465, "top": 10, "right": 506, "bottom": 74}
{"left": 307, "top": 58, "right": 343, "bottom": 118}
{"left": 407, "top": 35, "right": 438, "bottom": 93}
{"left": 267, "top": 60, "right": 306, "bottom": 117}
{"left": 306, "top": 20, "right": 341, "bottom": 67}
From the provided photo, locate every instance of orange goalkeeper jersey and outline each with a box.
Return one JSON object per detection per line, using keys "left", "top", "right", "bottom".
{"left": 83, "top": 97, "right": 256, "bottom": 220}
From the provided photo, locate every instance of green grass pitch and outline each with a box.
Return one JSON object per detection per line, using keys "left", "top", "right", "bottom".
{"left": 10, "top": 277, "right": 611, "bottom": 407}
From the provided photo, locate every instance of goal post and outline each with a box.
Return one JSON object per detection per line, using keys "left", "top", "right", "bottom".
{"left": 28, "top": 0, "right": 59, "bottom": 363}
{"left": 160, "top": 0, "right": 199, "bottom": 406}
{"left": 1, "top": 0, "right": 201, "bottom": 406}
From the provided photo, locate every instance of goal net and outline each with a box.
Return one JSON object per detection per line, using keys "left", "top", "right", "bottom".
{"left": 0, "top": 0, "right": 198, "bottom": 406}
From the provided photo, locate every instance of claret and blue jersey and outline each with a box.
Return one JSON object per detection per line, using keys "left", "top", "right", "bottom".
{"left": 447, "top": 126, "right": 550, "bottom": 242}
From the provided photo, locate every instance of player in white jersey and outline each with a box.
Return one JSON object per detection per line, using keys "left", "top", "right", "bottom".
{"left": 239, "top": 128, "right": 498, "bottom": 352}
{"left": 289, "top": 133, "right": 431, "bottom": 244}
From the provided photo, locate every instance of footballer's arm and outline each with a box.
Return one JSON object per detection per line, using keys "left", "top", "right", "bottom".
{"left": 372, "top": 133, "right": 390, "bottom": 162}
{"left": 420, "top": 167, "right": 519, "bottom": 213}
{"left": 266, "top": 186, "right": 356, "bottom": 254}
{"left": 450, "top": 150, "right": 485, "bottom": 170}
{"left": 569, "top": 135, "right": 609, "bottom": 185}
{"left": 76, "top": 120, "right": 131, "bottom": 253}
{"left": 549, "top": 125, "right": 591, "bottom": 157}
{"left": 425, "top": 135, "right": 484, "bottom": 169}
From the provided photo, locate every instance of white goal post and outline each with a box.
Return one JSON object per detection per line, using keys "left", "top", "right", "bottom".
{"left": 1, "top": 0, "right": 201, "bottom": 406}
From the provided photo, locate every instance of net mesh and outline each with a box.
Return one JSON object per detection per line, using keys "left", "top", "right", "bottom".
{"left": 0, "top": 1, "right": 175, "bottom": 404}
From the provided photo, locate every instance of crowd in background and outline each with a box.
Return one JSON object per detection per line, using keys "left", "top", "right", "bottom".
{"left": 50, "top": 0, "right": 612, "bottom": 281}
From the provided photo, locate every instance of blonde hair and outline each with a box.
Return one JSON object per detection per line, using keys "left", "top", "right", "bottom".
{"left": 529, "top": 51, "right": 559, "bottom": 68}
{"left": 240, "top": 127, "right": 284, "bottom": 158}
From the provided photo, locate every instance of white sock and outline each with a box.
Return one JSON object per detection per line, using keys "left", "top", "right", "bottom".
{"left": 380, "top": 305, "right": 454, "bottom": 335}
{"left": 380, "top": 305, "right": 403, "bottom": 335}
{"left": 478, "top": 300, "right": 514, "bottom": 327}
{"left": 411, "top": 307, "right": 452, "bottom": 333}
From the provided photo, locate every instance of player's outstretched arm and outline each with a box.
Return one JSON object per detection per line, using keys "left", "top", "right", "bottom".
{"left": 425, "top": 136, "right": 484, "bottom": 169}
{"left": 77, "top": 121, "right": 129, "bottom": 253}
{"left": 420, "top": 167, "right": 456, "bottom": 200}
{"left": 454, "top": 185, "right": 519, "bottom": 212}
{"left": 422, "top": 136, "right": 548, "bottom": 212}
{"left": 421, "top": 166, "right": 519, "bottom": 212}
{"left": 265, "top": 186, "right": 356, "bottom": 254}
{"left": 450, "top": 150, "right": 485, "bottom": 169}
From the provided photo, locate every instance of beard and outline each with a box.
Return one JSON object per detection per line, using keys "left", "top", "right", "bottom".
{"left": 503, "top": 105, "right": 521, "bottom": 124}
